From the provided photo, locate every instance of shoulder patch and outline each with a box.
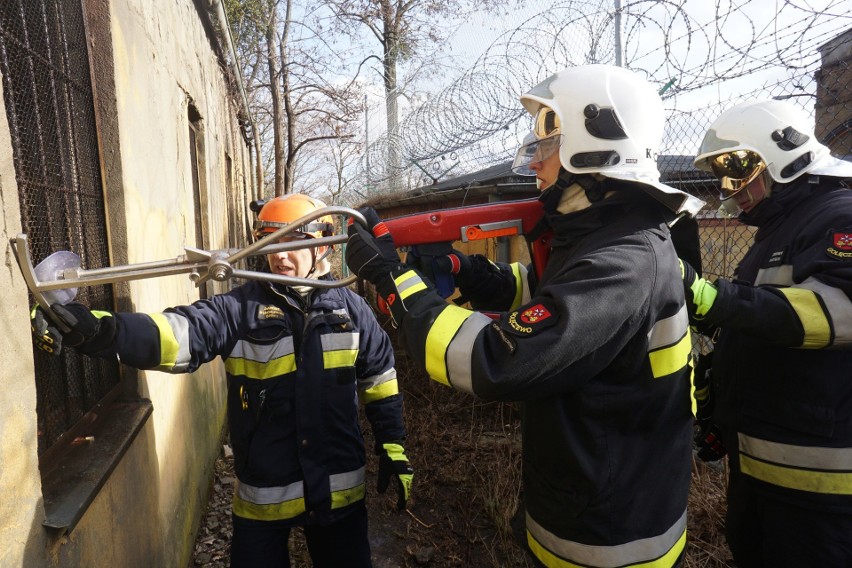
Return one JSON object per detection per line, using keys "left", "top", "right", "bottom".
{"left": 258, "top": 305, "right": 286, "bottom": 320}
{"left": 827, "top": 230, "right": 852, "bottom": 260}
{"left": 502, "top": 300, "right": 559, "bottom": 337}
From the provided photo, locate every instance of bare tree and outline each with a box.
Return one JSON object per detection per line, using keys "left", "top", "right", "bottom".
{"left": 225, "top": 0, "right": 363, "bottom": 197}
{"left": 326, "top": 0, "right": 506, "bottom": 187}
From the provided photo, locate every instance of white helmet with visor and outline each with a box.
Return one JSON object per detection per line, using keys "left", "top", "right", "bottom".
{"left": 518, "top": 64, "right": 703, "bottom": 216}
{"left": 694, "top": 99, "right": 852, "bottom": 202}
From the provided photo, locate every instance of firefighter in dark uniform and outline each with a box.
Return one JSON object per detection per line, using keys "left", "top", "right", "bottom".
{"left": 682, "top": 99, "right": 852, "bottom": 567}
{"left": 346, "top": 64, "right": 704, "bottom": 568}
{"left": 31, "top": 194, "right": 412, "bottom": 568}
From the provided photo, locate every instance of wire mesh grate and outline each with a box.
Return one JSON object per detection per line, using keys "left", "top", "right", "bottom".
{"left": 0, "top": 0, "right": 119, "bottom": 456}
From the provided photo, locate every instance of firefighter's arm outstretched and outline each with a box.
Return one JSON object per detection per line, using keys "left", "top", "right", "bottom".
{"left": 681, "top": 205, "right": 852, "bottom": 350}
{"left": 346, "top": 207, "right": 685, "bottom": 401}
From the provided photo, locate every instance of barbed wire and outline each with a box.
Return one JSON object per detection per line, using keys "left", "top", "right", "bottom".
{"left": 347, "top": 0, "right": 852, "bottom": 202}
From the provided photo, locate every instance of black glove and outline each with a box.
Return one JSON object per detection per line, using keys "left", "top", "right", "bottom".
{"left": 692, "top": 350, "right": 726, "bottom": 462}
{"left": 377, "top": 441, "right": 413, "bottom": 510}
{"left": 346, "top": 207, "right": 404, "bottom": 287}
{"left": 31, "top": 305, "right": 63, "bottom": 355}
{"left": 30, "top": 302, "right": 116, "bottom": 356}
{"left": 433, "top": 249, "right": 472, "bottom": 285}
{"left": 695, "top": 424, "right": 727, "bottom": 462}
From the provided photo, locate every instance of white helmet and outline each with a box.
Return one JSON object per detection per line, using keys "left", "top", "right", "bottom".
{"left": 694, "top": 99, "right": 852, "bottom": 189}
{"left": 519, "top": 64, "right": 704, "bottom": 216}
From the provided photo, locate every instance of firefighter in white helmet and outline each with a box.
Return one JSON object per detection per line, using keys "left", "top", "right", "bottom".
{"left": 347, "top": 64, "right": 704, "bottom": 568}
{"left": 682, "top": 99, "right": 852, "bottom": 567}
{"left": 32, "top": 193, "right": 412, "bottom": 568}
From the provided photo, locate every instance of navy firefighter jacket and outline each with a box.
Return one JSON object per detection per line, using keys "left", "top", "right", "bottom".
{"left": 99, "top": 278, "right": 405, "bottom": 526}
{"left": 704, "top": 177, "right": 852, "bottom": 512}
{"left": 388, "top": 188, "right": 694, "bottom": 568}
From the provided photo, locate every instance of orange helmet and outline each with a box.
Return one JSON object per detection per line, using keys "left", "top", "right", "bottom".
{"left": 253, "top": 194, "right": 333, "bottom": 240}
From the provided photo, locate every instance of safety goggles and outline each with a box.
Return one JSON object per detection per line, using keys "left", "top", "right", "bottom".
{"left": 511, "top": 133, "right": 563, "bottom": 176}
{"left": 708, "top": 150, "right": 767, "bottom": 199}
{"left": 533, "top": 107, "right": 561, "bottom": 139}
{"left": 253, "top": 220, "right": 332, "bottom": 236}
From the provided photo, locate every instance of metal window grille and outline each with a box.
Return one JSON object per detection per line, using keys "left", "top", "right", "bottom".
{"left": 0, "top": 0, "right": 120, "bottom": 456}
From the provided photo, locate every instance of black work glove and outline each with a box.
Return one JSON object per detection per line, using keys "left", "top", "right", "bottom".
{"left": 348, "top": 207, "right": 437, "bottom": 324}
{"left": 695, "top": 424, "right": 727, "bottom": 462}
{"left": 692, "top": 350, "right": 726, "bottom": 462}
{"left": 433, "top": 249, "right": 473, "bottom": 286}
{"left": 377, "top": 441, "right": 414, "bottom": 510}
{"left": 346, "top": 207, "right": 404, "bottom": 288}
{"left": 30, "top": 302, "right": 116, "bottom": 356}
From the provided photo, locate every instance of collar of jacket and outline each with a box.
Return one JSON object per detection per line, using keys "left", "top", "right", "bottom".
{"left": 744, "top": 175, "right": 835, "bottom": 239}
{"left": 265, "top": 273, "right": 338, "bottom": 310}
{"left": 542, "top": 180, "right": 673, "bottom": 247}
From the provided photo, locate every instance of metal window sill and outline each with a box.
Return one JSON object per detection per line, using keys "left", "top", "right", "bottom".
{"left": 40, "top": 399, "right": 153, "bottom": 533}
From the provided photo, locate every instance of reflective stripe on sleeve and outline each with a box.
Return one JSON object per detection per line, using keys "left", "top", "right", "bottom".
{"left": 424, "top": 305, "right": 490, "bottom": 391}
{"left": 321, "top": 331, "right": 360, "bottom": 368}
{"left": 361, "top": 377, "right": 400, "bottom": 403}
{"left": 647, "top": 306, "right": 691, "bottom": 379}
{"left": 526, "top": 509, "right": 687, "bottom": 568}
{"left": 226, "top": 336, "right": 296, "bottom": 379}
{"left": 148, "top": 312, "right": 191, "bottom": 372}
{"left": 359, "top": 367, "right": 397, "bottom": 391}
{"left": 360, "top": 366, "right": 399, "bottom": 403}
{"left": 739, "top": 433, "right": 852, "bottom": 495}
{"left": 510, "top": 263, "right": 530, "bottom": 310}
{"left": 393, "top": 270, "right": 427, "bottom": 300}
{"left": 794, "top": 277, "right": 852, "bottom": 347}
{"left": 754, "top": 268, "right": 849, "bottom": 348}
{"left": 777, "top": 287, "right": 832, "bottom": 349}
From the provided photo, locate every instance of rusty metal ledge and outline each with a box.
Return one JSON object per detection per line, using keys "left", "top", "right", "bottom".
{"left": 40, "top": 400, "right": 153, "bottom": 533}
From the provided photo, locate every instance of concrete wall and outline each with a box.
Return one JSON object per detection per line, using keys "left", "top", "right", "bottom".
{"left": 0, "top": 0, "right": 253, "bottom": 566}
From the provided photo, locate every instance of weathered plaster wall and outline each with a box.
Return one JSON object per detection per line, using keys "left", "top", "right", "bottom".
{"left": 0, "top": 0, "right": 252, "bottom": 565}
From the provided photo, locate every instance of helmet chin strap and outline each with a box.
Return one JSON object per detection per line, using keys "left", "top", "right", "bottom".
{"left": 539, "top": 168, "right": 607, "bottom": 214}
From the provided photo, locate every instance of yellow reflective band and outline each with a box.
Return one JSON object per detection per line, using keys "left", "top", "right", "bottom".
{"left": 149, "top": 312, "right": 180, "bottom": 369}
{"left": 510, "top": 263, "right": 524, "bottom": 310}
{"left": 648, "top": 331, "right": 691, "bottom": 379}
{"left": 394, "top": 270, "right": 427, "bottom": 300}
{"left": 425, "top": 305, "right": 472, "bottom": 387}
{"left": 361, "top": 378, "right": 399, "bottom": 403}
{"left": 91, "top": 310, "right": 112, "bottom": 319}
{"left": 323, "top": 349, "right": 358, "bottom": 369}
{"left": 331, "top": 483, "right": 366, "bottom": 509}
{"left": 527, "top": 527, "right": 687, "bottom": 568}
{"left": 778, "top": 288, "right": 831, "bottom": 349}
{"left": 740, "top": 454, "right": 852, "bottom": 495}
{"left": 689, "top": 364, "right": 697, "bottom": 417}
{"left": 232, "top": 493, "right": 306, "bottom": 521}
{"left": 226, "top": 354, "right": 297, "bottom": 380}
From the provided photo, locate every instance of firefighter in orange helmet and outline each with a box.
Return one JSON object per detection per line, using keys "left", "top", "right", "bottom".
{"left": 32, "top": 193, "right": 412, "bottom": 567}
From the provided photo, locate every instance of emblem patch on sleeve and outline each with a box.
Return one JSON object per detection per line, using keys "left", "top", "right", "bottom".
{"left": 502, "top": 300, "right": 559, "bottom": 337}
{"left": 827, "top": 230, "right": 852, "bottom": 260}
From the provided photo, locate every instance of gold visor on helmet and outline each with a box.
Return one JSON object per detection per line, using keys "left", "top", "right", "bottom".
{"left": 533, "top": 107, "right": 561, "bottom": 139}
{"left": 709, "top": 150, "right": 767, "bottom": 199}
